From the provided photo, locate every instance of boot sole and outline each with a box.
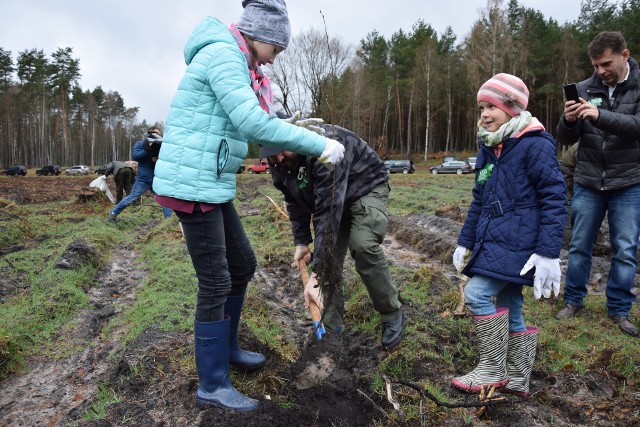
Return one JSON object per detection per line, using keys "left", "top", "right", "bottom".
{"left": 230, "top": 359, "right": 267, "bottom": 372}
{"left": 451, "top": 378, "right": 509, "bottom": 393}
{"left": 195, "top": 397, "right": 258, "bottom": 412}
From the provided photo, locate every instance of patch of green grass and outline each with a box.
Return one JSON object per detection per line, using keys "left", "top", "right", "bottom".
{"left": 0, "top": 198, "right": 34, "bottom": 249}
{"left": 242, "top": 297, "right": 300, "bottom": 362}
{"left": 386, "top": 173, "right": 475, "bottom": 216}
{"left": 81, "top": 383, "right": 123, "bottom": 421}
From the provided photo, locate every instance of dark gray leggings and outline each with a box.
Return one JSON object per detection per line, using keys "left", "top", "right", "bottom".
{"left": 175, "top": 202, "right": 257, "bottom": 322}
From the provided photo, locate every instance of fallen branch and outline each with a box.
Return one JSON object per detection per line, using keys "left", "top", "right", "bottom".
{"left": 383, "top": 374, "right": 406, "bottom": 421}
{"left": 357, "top": 388, "right": 391, "bottom": 421}
{"left": 263, "top": 194, "right": 288, "bottom": 220}
{"left": 380, "top": 373, "right": 524, "bottom": 409}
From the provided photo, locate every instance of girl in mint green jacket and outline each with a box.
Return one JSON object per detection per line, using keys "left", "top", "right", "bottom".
{"left": 153, "top": 0, "right": 343, "bottom": 412}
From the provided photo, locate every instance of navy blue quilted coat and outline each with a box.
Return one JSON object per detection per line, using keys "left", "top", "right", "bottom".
{"left": 458, "top": 130, "right": 567, "bottom": 286}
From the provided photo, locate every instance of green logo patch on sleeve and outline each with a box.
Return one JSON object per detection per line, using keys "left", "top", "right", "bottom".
{"left": 477, "top": 163, "right": 494, "bottom": 185}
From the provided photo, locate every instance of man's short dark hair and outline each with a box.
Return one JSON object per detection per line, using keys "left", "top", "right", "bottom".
{"left": 588, "top": 31, "right": 627, "bottom": 58}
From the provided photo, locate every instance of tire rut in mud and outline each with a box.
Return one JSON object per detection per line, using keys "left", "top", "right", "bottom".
{"left": 0, "top": 236, "right": 146, "bottom": 426}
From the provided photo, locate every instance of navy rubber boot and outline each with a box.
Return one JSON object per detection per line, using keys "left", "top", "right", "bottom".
{"left": 194, "top": 317, "right": 259, "bottom": 411}
{"left": 225, "top": 295, "right": 267, "bottom": 372}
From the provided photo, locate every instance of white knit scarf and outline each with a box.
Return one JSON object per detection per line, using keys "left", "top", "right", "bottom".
{"left": 478, "top": 111, "right": 532, "bottom": 147}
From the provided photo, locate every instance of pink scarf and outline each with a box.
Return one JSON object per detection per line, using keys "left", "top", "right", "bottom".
{"left": 229, "top": 23, "right": 276, "bottom": 117}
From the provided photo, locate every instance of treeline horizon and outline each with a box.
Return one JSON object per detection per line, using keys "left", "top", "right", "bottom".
{"left": 1, "top": 0, "right": 639, "bottom": 168}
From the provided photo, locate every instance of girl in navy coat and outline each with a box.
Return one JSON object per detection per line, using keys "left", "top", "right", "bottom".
{"left": 451, "top": 73, "right": 567, "bottom": 396}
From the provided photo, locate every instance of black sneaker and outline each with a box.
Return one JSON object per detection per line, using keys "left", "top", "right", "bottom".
{"left": 381, "top": 307, "right": 406, "bottom": 349}
{"left": 108, "top": 212, "right": 117, "bottom": 223}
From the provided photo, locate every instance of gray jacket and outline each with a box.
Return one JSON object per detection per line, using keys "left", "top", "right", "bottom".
{"left": 556, "top": 57, "right": 640, "bottom": 191}
{"left": 105, "top": 161, "right": 132, "bottom": 178}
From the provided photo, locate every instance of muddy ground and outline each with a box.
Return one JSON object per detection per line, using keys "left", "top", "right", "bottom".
{"left": 0, "top": 176, "right": 639, "bottom": 426}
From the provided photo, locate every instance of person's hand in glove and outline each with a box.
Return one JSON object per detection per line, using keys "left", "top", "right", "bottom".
{"left": 318, "top": 138, "right": 344, "bottom": 169}
{"left": 284, "top": 111, "right": 325, "bottom": 135}
{"left": 519, "top": 254, "right": 561, "bottom": 299}
{"left": 304, "top": 273, "right": 324, "bottom": 312}
{"left": 452, "top": 246, "right": 472, "bottom": 273}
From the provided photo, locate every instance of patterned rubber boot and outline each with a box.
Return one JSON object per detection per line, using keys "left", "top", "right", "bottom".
{"left": 504, "top": 326, "right": 538, "bottom": 397}
{"left": 451, "top": 307, "right": 510, "bottom": 393}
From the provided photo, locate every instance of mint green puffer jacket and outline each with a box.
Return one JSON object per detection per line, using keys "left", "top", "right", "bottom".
{"left": 153, "top": 17, "right": 326, "bottom": 203}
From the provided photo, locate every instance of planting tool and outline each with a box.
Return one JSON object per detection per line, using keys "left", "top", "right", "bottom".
{"left": 298, "top": 259, "right": 326, "bottom": 340}
{"left": 453, "top": 275, "right": 468, "bottom": 317}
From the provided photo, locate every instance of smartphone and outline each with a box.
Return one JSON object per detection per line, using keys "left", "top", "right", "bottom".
{"left": 563, "top": 83, "right": 580, "bottom": 103}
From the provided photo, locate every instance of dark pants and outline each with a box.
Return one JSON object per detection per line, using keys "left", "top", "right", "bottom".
{"left": 114, "top": 168, "right": 134, "bottom": 203}
{"left": 323, "top": 183, "right": 402, "bottom": 329}
{"left": 175, "top": 202, "right": 257, "bottom": 322}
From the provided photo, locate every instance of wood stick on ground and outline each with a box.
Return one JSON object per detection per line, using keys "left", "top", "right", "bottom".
{"left": 264, "top": 194, "right": 288, "bottom": 219}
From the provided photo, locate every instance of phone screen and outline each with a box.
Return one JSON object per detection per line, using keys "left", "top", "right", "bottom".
{"left": 563, "top": 84, "right": 580, "bottom": 103}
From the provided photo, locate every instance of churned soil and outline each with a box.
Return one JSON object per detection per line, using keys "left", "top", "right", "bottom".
{"left": 0, "top": 176, "right": 638, "bottom": 426}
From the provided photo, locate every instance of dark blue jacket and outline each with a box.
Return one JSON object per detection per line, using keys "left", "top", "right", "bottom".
{"left": 458, "top": 130, "right": 567, "bottom": 285}
{"left": 132, "top": 139, "right": 156, "bottom": 180}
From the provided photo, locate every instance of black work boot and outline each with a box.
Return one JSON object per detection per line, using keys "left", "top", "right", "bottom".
{"left": 381, "top": 307, "right": 406, "bottom": 349}
{"left": 609, "top": 316, "right": 639, "bottom": 337}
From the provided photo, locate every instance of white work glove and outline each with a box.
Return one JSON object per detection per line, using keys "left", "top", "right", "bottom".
{"left": 284, "top": 111, "right": 325, "bottom": 135}
{"left": 519, "top": 254, "right": 561, "bottom": 299}
{"left": 318, "top": 138, "right": 345, "bottom": 169}
{"left": 452, "top": 246, "right": 471, "bottom": 273}
{"left": 304, "top": 273, "right": 324, "bottom": 311}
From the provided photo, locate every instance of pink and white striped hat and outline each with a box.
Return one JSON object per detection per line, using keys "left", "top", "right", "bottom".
{"left": 477, "top": 73, "right": 529, "bottom": 117}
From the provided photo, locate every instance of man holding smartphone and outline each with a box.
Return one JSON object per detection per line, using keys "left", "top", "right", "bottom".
{"left": 555, "top": 31, "right": 640, "bottom": 337}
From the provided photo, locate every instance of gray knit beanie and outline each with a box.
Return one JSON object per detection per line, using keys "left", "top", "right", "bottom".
{"left": 237, "top": 0, "right": 291, "bottom": 49}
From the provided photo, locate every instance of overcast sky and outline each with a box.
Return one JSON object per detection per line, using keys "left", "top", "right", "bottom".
{"left": 1, "top": 1, "right": 582, "bottom": 124}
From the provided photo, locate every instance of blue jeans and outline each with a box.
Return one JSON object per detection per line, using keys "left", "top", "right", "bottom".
{"left": 564, "top": 183, "right": 640, "bottom": 317}
{"left": 464, "top": 274, "right": 526, "bottom": 332}
{"left": 175, "top": 202, "right": 257, "bottom": 322}
{"left": 111, "top": 172, "right": 171, "bottom": 218}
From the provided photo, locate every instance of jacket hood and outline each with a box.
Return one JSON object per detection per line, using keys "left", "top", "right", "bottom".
{"left": 184, "top": 17, "right": 234, "bottom": 65}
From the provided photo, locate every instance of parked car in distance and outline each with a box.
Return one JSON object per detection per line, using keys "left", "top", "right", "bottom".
{"left": 4, "top": 165, "right": 27, "bottom": 176}
{"left": 36, "top": 165, "right": 61, "bottom": 176}
{"left": 94, "top": 165, "right": 109, "bottom": 175}
{"left": 65, "top": 165, "right": 90, "bottom": 175}
{"left": 247, "top": 160, "right": 270, "bottom": 174}
{"left": 467, "top": 157, "right": 477, "bottom": 169}
{"left": 429, "top": 160, "right": 473, "bottom": 175}
{"left": 237, "top": 164, "right": 246, "bottom": 174}
{"left": 444, "top": 156, "right": 457, "bottom": 162}
{"left": 384, "top": 159, "right": 415, "bottom": 174}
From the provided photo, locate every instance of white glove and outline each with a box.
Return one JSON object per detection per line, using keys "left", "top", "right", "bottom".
{"left": 304, "top": 273, "right": 324, "bottom": 311}
{"left": 520, "top": 254, "right": 561, "bottom": 299}
{"left": 285, "top": 111, "right": 325, "bottom": 135}
{"left": 318, "top": 138, "right": 344, "bottom": 169}
{"left": 452, "top": 246, "right": 471, "bottom": 273}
